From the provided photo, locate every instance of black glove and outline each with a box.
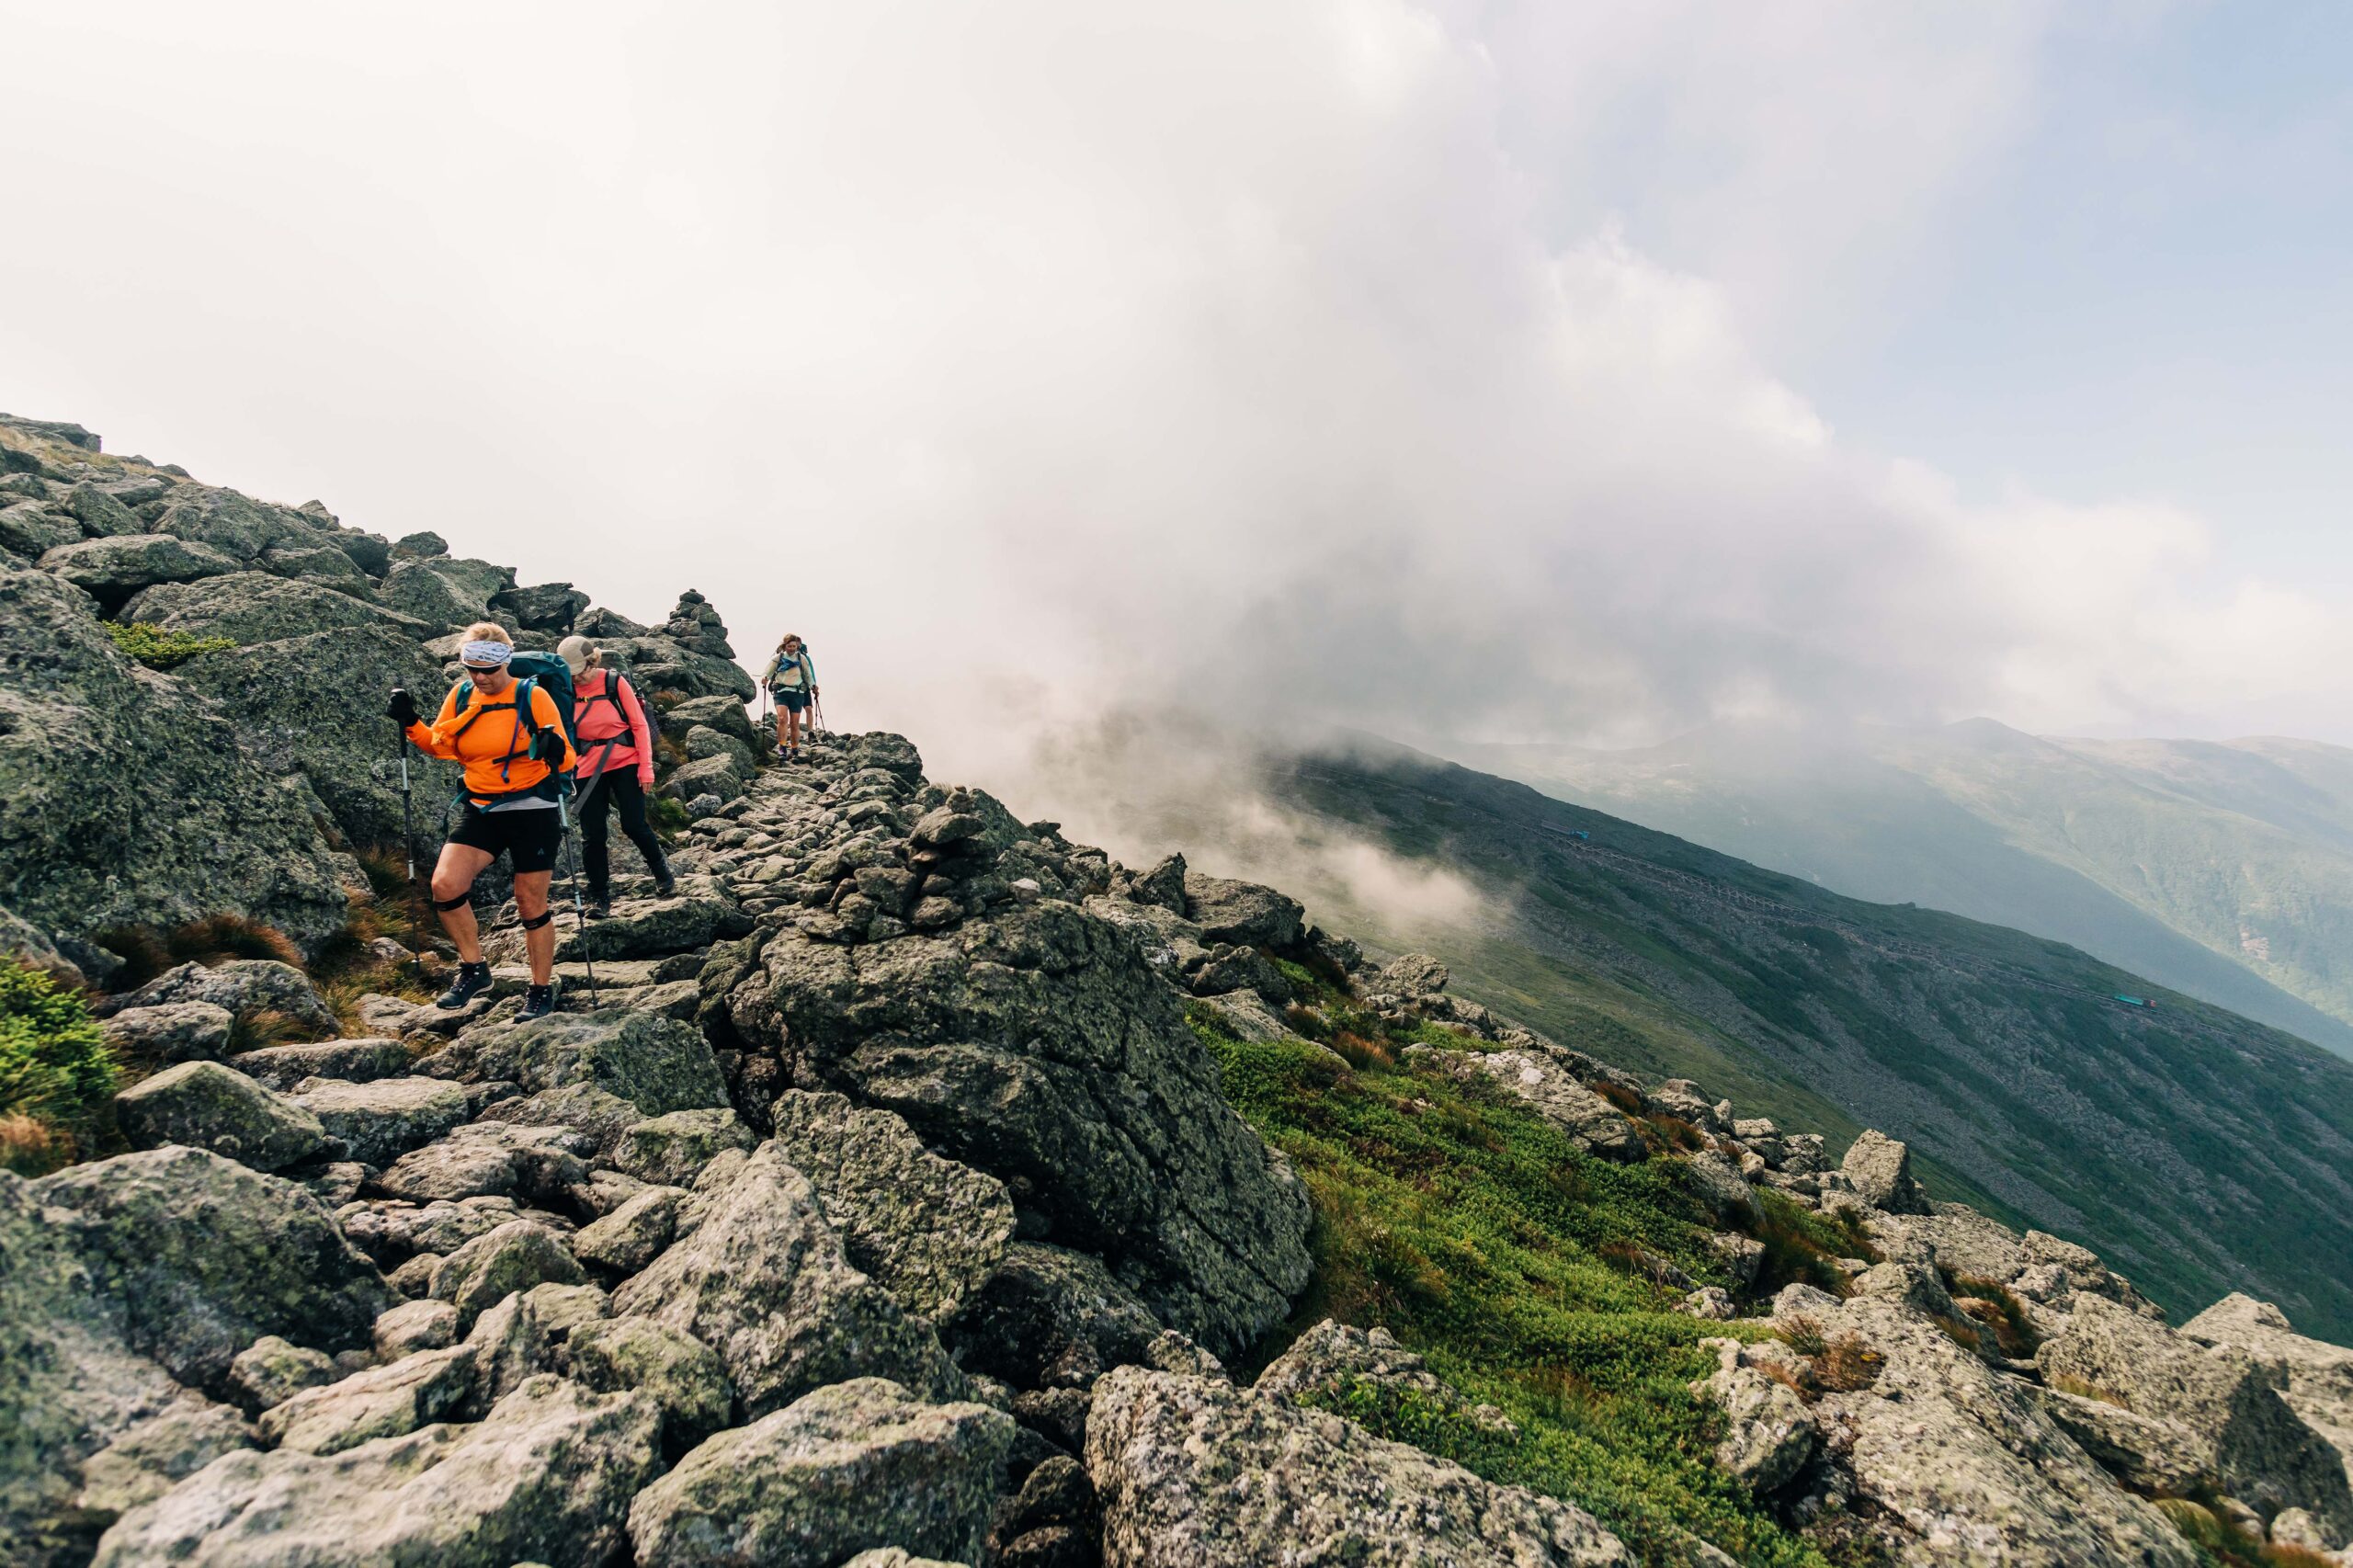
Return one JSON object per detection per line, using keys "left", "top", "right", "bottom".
{"left": 529, "top": 727, "right": 567, "bottom": 764}
{"left": 386, "top": 688, "right": 419, "bottom": 726}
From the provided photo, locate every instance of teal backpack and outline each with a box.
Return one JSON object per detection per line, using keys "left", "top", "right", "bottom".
{"left": 450, "top": 650, "right": 579, "bottom": 801}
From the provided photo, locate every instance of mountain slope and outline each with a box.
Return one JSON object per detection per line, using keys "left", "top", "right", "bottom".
{"left": 1255, "top": 739, "right": 2353, "bottom": 1338}
{"left": 1461, "top": 721, "right": 2353, "bottom": 1060}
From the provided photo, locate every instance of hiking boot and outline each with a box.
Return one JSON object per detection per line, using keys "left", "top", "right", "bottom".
{"left": 436, "top": 961, "right": 493, "bottom": 1010}
{"left": 653, "top": 871, "right": 676, "bottom": 898}
{"left": 586, "top": 897, "right": 610, "bottom": 921}
{"left": 517, "top": 983, "right": 557, "bottom": 1021}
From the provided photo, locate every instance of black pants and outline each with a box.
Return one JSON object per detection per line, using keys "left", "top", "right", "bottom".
{"left": 578, "top": 769, "right": 669, "bottom": 901}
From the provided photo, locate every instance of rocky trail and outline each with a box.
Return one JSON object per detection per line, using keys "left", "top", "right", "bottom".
{"left": 5, "top": 412, "right": 2353, "bottom": 1566}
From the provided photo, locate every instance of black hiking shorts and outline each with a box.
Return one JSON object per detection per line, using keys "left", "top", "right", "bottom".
{"left": 778, "top": 687, "right": 809, "bottom": 712}
{"left": 449, "top": 803, "right": 563, "bottom": 873}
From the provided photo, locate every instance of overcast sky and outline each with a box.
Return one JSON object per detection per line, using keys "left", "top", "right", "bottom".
{"left": 4, "top": 0, "right": 2348, "bottom": 782}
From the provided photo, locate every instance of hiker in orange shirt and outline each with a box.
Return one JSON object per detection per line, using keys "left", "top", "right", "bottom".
{"left": 387, "top": 620, "right": 577, "bottom": 1020}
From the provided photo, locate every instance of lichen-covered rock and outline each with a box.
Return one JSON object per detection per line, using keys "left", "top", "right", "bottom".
{"left": 768, "top": 1088, "right": 1016, "bottom": 1323}
{"left": 110, "top": 959, "right": 339, "bottom": 1038}
{"left": 628, "top": 1377, "right": 1016, "bottom": 1568}
{"left": 1690, "top": 1340, "right": 1813, "bottom": 1494}
{"left": 740, "top": 899, "right": 1311, "bottom": 1358}
{"left": 423, "top": 1009, "right": 729, "bottom": 1122}
{"left": 226, "top": 1336, "right": 336, "bottom": 1415}
{"left": 2037, "top": 1386, "right": 2208, "bottom": 1494}
{"left": 1180, "top": 870, "right": 1303, "bottom": 949}
{"left": 1255, "top": 1319, "right": 1515, "bottom": 1437}
{"left": 537, "top": 879, "right": 755, "bottom": 963}
{"left": 257, "top": 1344, "right": 478, "bottom": 1455}
{"left": 291, "top": 1076, "right": 472, "bottom": 1167}
{"left": 573, "top": 1187, "right": 683, "bottom": 1275}
{"left": 666, "top": 751, "right": 745, "bottom": 805}
{"left": 374, "top": 1121, "right": 591, "bottom": 1207}
{"left": 100, "top": 1002, "right": 234, "bottom": 1065}
{"left": 567, "top": 1318, "right": 733, "bottom": 1452}
{"left": 175, "top": 624, "right": 459, "bottom": 848}
{"left": 2037, "top": 1294, "right": 2353, "bottom": 1540}
{"left": 1791, "top": 1293, "right": 2202, "bottom": 1567}
{"left": 145, "top": 486, "right": 313, "bottom": 562}
{"left": 429, "top": 1221, "right": 586, "bottom": 1330}
{"left": 490, "top": 580, "right": 590, "bottom": 631}
{"left": 1839, "top": 1130, "right": 1929, "bottom": 1216}
{"left": 1404, "top": 1045, "right": 1643, "bottom": 1161}
{"left": 34, "top": 1147, "right": 391, "bottom": 1389}
{"left": 463, "top": 1291, "right": 552, "bottom": 1413}
{"left": 59, "top": 483, "right": 142, "bottom": 539}
{"left": 119, "top": 570, "right": 425, "bottom": 643}
{"left": 70, "top": 1395, "right": 256, "bottom": 1529}
{"left": 373, "top": 1299, "right": 460, "bottom": 1358}
{"left": 522, "top": 1280, "right": 610, "bottom": 1343}
{"left": 258, "top": 540, "right": 375, "bottom": 593}
{"left": 1376, "top": 952, "right": 1449, "bottom": 995}
{"left": 943, "top": 1242, "right": 1166, "bottom": 1392}
{"left": 611, "top": 1142, "right": 963, "bottom": 1419}
{"left": 2183, "top": 1293, "right": 2353, "bottom": 1491}
{"left": 0, "top": 1170, "right": 185, "bottom": 1567}
{"left": 0, "top": 570, "right": 353, "bottom": 950}
{"left": 114, "top": 1062, "right": 327, "bottom": 1171}
{"left": 92, "top": 1375, "right": 662, "bottom": 1568}
{"left": 610, "top": 1107, "right": 757, "bottom": 1187}
{"left": 0, "top": 501, "right": 77, "bottom": 558}
{"left": 37, "top": 533, "right": 240, "bottom": 607}
{"left": 1085, "top": 1365, "right": 1631, "bottom": 1566}
{"left": 376, "top": 554, "right": 513, "bottom": 631}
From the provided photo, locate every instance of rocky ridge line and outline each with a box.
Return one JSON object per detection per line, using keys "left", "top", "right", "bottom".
{"left": 3, "top": 411, "right": 2351, "bottom": 1565}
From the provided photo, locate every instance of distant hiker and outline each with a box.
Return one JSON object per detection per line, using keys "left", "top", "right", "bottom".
{"left": 385, "top": 621, "right": 577, "bottom": 1020}
{"left": 762, "top": 633, "right": 819, "bottom": 762}
{"left": 559, "top": 634, "right": 675, "bottom": 918}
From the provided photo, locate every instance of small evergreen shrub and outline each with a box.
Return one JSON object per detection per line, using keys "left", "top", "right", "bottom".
{"left": 0, "top": 957, "right": 118, "bottom": 1174}
{"left": 105, "top": 621, "right": 234, "bottom": 669}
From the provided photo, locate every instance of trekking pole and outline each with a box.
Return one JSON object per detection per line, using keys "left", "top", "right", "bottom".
{"left": 556, "top": 792, "right": 600, "bottom": 1008}
{"left": 394, "top": 718, "right": 425, "bottom": 981}
{"left": 813, "top": 690, "right": 828, "bottom": 739}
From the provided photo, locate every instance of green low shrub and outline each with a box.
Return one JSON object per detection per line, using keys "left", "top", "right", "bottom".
{"left": 1195, "top": 1008, "right": 1832, "bottom": 1566}
{"left": 104, "top": 620, "right": 234, "bottom": 669}
{"left": 0, "top": 957, "right": 118, "bottom": 1175}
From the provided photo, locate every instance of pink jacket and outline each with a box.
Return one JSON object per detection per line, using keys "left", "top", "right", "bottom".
{"left": 573, "top": 669, "right": 655, "bottom": 787}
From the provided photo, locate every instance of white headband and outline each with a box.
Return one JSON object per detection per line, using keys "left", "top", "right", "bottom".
{"left": 460, "top": 640, "right": 514, "bottom": 667}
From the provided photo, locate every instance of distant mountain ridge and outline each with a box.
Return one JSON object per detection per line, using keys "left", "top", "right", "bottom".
{"left": 1253, "top": 737, "right": 2353, "bottom": 1338}
{"left": 1456, "top": 720, "right": 2353, "bottom": 1061}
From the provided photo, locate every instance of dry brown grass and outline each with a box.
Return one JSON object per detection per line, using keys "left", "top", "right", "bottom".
{"left": 1813, "top": 1332, "right": 1884, "bottom": 1392}
{"left": 1931, "top": 1312, "right": 1984, "bottom": 1353}
{"left": 1590, "top": 1079, "right": 1645, "bottom": 1116}
{"left": 2051, "top": 1371, "right": 2131, "bottom": 1409}
{"left": 0, "top": 1113, "right": 61, "bottom": 1175}
{"left": 1327, "top": 1030, "right": 1395, "bottom": 1071}
{"left": 1777, "top": 1314, "right": 1829, "bottom": 1358}
{"left": 1949, "top": 1273, "right": 2040, "bottom": 1357}
{"left": 1644, "top": 1113, "right": 1708, "bottom": 1152}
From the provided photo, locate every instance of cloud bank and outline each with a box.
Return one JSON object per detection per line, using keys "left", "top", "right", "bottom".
{"left": 3, "top": 0, "right": 2346, "bottom": 839}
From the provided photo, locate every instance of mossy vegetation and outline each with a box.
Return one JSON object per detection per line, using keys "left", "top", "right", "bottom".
{"left": 103, "top": 620, "right": 234, "bottom": 669}
{"left": 0, "top": 956, "right": 118, "bottom": 1175}
{"left": 1196, "top": 980, "right": 1838, "bottom": 1567}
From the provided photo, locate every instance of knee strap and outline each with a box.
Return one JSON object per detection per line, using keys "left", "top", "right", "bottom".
{"left": 433, "top": 892, "right": 472, "bottom": 912}
{"left": 518, "top": 909, "right": 554, "bottom": 931}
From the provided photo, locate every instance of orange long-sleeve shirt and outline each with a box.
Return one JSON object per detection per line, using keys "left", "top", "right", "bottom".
{"left": 404, "top": 678, "right": 577, "bottom": 805}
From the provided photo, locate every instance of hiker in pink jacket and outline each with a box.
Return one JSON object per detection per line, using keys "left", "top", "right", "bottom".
{"left": 558, "top": 636, "right": 676, "bottom": 917}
